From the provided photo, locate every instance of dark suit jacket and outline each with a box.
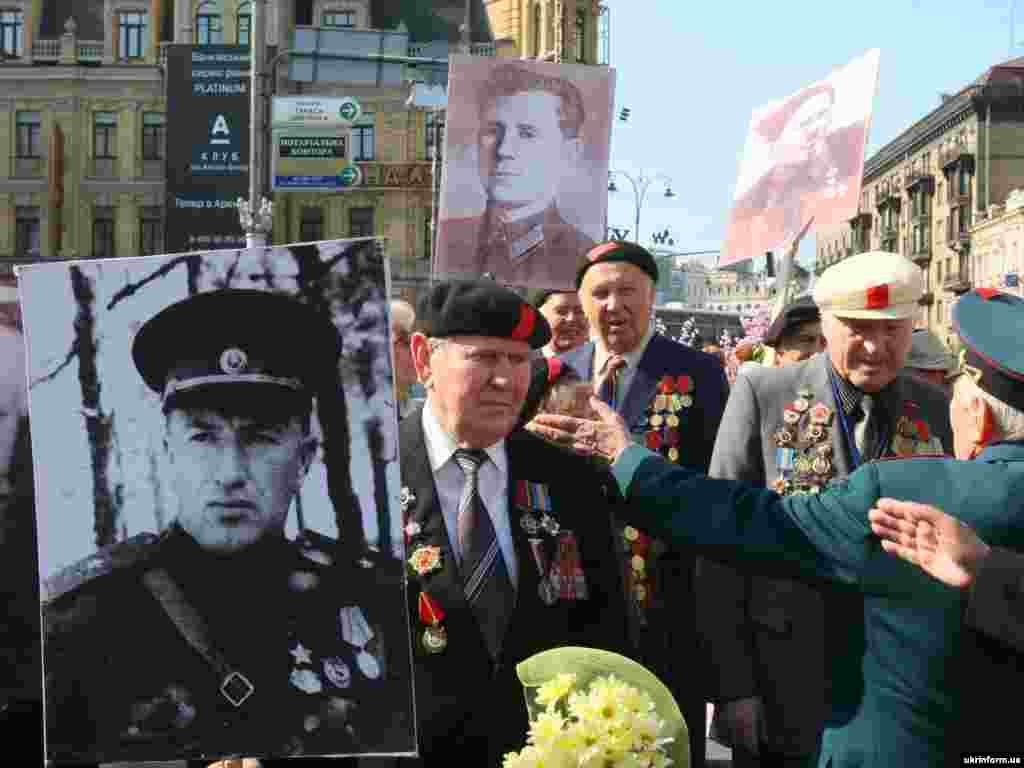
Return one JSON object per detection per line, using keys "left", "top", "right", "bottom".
{"left": 699, "top": 353, "right": 952, "bottom": 756}
{"left": 616, "top": 439, "right": 1024, "bottom": 767}
{"left": 398, "top": 408, "right": 629, "bottom": 767}
{"left": 437, "top": 203, "right": 596, "bottom": 289}
{"left": 561, "top": 333, "right": 730, "bottom": 768}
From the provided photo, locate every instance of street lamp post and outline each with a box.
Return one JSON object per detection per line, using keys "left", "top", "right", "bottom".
{"left": 607, "top": 169, "right": 674, "bottom": 244}
{"left": 238, "top": 0, "right": 273, "bottom": 249}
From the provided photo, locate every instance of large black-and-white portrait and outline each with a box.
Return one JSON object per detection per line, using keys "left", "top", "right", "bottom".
{"left": 18, "top": 239, "right": 415, "bottom": 765}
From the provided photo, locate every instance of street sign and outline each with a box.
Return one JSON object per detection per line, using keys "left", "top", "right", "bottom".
{"left": 278, "top": 135, "right": 347, "bottom": 158}
{"left": 274, "top": 164, "right": 363, "bottom": 191}
{"left": 271, "top": 96, "right": 362, "bottom": 128}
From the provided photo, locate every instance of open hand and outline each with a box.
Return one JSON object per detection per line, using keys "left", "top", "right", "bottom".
{"left": 528, "top": 397, "right": 632, "bottom": 463}
{"left": 868, "top": 498, "right": 991, "bottom": 588}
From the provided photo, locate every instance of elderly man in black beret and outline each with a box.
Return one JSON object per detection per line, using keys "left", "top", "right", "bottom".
{"left": 399, "top": 279, "right": 629, "bottom": 767}
{"left": 42, "top": 290, "right": 413, "bottom": 766}
{"left": 528, "top": 288, "right": 588, "bottom": 359}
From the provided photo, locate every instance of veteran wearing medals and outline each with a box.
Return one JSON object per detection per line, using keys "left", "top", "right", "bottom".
{"left": 531, "top": 287, "right": 1024, "bottom": 767}
{"left": 695, "top": 251, "right": 952, "bottom": 767}
{"left": 400, "top": 280, "right": 629, "bottom": 767}
{"left": 42, "top": 290, "right": 413, "bottom": 766}
{"left": 437, "top": 64, "right": 597, "bottom": 289}
{"left": 557, "top": 240, "right": 730, "bottom": 768}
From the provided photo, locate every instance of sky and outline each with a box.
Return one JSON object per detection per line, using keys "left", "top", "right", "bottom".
{"left": 604, "top": 0, "right": 1024, "bottom": 270}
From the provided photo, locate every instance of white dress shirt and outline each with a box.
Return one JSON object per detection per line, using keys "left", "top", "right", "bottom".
{"left": 592, "top": 325, "right": 655, "bottom": 406}
{"left": 421, "top": 398, "right": 518, "bottom": 588}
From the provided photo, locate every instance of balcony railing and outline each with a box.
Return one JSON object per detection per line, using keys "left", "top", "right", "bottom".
{"left": 910, "top": 249, "right": 932, "bottom": 266}
{"left": 11, "top": 156, "right": 43, "bottom": 178}
{"left": 31, "top": 38, "right": 105, "bottom": 63}
{"left": 942, "top": 262, "right": 971, "bottom": 294}
{"left": 904, "top": 169, "right": 934, "bottom": 192}
{"left": 89, "top": 157, "right": 118, "bottom": 178}
{"left": 940, "top": 145, "right": 974, "bottom": 171}
{"left": 880, "top": 224, "right": 899, "bottom": 240}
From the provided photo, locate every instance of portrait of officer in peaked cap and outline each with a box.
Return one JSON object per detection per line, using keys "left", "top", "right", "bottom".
{"left": 32, "top": 286, "right": 415, "bottom": 766}
{"left": 436, "top": 56, "right": 615, "bottom": 290}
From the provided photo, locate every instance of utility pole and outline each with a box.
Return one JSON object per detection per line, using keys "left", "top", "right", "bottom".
{"left": 239, "top": 0, "right": 273, "bottom": 248}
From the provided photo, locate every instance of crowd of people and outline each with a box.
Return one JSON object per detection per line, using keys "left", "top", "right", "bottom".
{"left": 2, "top": 239, "right": 1022, "bottom": 768}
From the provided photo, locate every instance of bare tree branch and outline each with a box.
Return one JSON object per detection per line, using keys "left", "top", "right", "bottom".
{"left": 106, "top": 255, "right": 193, "bottom": 311}
{"left": 29, "top": 340, "right": 79, "bottom": 389}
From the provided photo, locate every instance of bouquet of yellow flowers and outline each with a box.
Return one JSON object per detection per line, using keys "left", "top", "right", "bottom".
{"left": 505, "top": 648, "right": 688, "bottom": 768}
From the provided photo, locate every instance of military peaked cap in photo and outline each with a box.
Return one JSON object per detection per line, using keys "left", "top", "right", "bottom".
{"left": 813, "top": 251, "right": 923, "bottom": 319}
{"left": 951, "top": 288, "right": 1024, "bottom": 412}
{"left": 763, "top": 295, "right": 820, "bottom": 347}
{"left": 527, "top": 287, "right": 574, "bottom": 310}
{"left": 417, "top": 280, "right": 551, "bottom": 350}
{"left": 576, "top": 241, "right": 659, "bottom": 288}
{"left": 132, "top": 289, "right": 341, "bottom": 404}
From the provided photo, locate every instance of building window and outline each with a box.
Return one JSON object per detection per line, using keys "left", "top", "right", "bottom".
{"left": 299, "top": 206, "right": 323, "bottom": 242}
{"left": 93, "top": 112, "right": 118, "bottom": 177}
{"left": 118, "top": 11, "right": 148, "bottom": 59}
{"left": 352, "top": 112, "right": 375, "bottom": 160}
{"left": 574, "top": 8, "right": 586, "bottom": 63}
{"left": 237, "top": 1, "right": 252, "bottom": 45}
{"left": 323, "top": 9, "right": 355, "bottom": 28}
{"left": 139, "top": 207, "right": 163, "bottom": 255}
{"left": 93, "top": 208, "right": 115, "bottom": 258}
{"left": 15, "top": 111, "right": 41, "bottom": 157}
{"left": 349, "top": 207, "right": 374, "bottom": 237}
{"left": 0, "top": 9, "right": 23, "bottom": 58}
{"left": 196, "top": 1, "right": 223, "bottom": 44}
{"left": 958, "top": 167, "right": 970, "bottom": 197}
{"left": 142, "top": 112, "right": 165, "bottom": 160}
{"left": 425, "top": 111, "right": 445, "bottom": 161}
{"left": 14, "top": 207, "right": 39, "bottom": 258}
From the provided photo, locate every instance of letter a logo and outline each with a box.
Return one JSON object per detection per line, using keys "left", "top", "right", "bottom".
{"left": 210, "top": 115, "right": 231, "bottom": 145}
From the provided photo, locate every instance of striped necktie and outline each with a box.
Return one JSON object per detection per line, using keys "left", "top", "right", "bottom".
{"left": 598, "top": 355, "right": 627, "bottom": 408}
{"left": 854, "top": 394, "right": 878, "bottom": 462}
{"left": 453, "top": 448, "right": 515, "bottom": 659}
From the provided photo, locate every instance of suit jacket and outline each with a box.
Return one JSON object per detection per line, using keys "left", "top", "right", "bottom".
{"left": 616, "top": 439, "right": 1024, "bottom": 767}
{"left": 398, "top": 408, "right": 629, "bottom": 767}
{"left": 437, "top": 203, "right": 596, "bottom": 289}
{"left": 699, "top": 353, "right": 952, "bottom": 755}
{"left": 561, "top": 333, "right": 730, "bottom": 768}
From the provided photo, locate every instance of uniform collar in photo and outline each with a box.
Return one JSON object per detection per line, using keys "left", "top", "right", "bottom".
{"left": 593, "top": 325, "right": 655, "bottom": 386}
{"left": 487, "top": 197, "right": 553, "bottom": 226}
{"left": 421, "top": 395, "right": 507, "bottom": 480}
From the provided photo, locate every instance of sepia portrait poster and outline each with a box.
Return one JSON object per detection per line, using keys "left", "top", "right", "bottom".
{"left": 435, "top": 53, "right": 615, "bottom": 290}
{"left": 722, "top": 48, "right": 880, "bottom": 266}
{"left": 18, "top": 239, "right": 416, "bottom": 765}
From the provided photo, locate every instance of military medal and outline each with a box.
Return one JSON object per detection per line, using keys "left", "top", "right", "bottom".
{"left": 680, "top": 395, "right": 694, "bottom": 407}
{"left": 812, "top": 456, "right": 831, "bottom": 475}
{"left": 776, "top": 429, "right": 794, "bottom": 446}
{"left": 418, "top": 592, "right": 447, "bottom": 654}
{"left": 538, "top": 576, "right": 559, "bottom": 605}
{"left": 668, "top": 447, "right": 679, "bottom": 462}
{"left": 290, "top": 642, "right": 313, "bottom": 665}
{"left": 400, "top": 487, "right": 416, "bottom": 513}
{"left": 323, "top": 657, "right": 352, "bottom": 689}
{"left": 810, "top": 403, "right": 833, "bottom": 425}
{"left": 356, "top": 650, "right": 381, "bottom": 680}
{"left": 289, "top": 668, "right": 323, "bottom": 694}
{"left": 539, "top": 513, "right": 560, "bottom": 536}
{"left": 670, "top": 394, "right": 683, "bottom": 412}
{"left": 408, "top": 545, "right": 442, "bottom": 576}
{"left": 666, "top": 414, "right": 680, "bottom": 428}
{"left": 783, "top": 408, "right": 801, "bottom": 425}
{"left": 403, "top": 521, "right": 422, "bottom": 538}
{"left": 624, "top": 526, "right": 639, "bottom": 542}
{"left": 793, "top": 398, "right": 810, "bottom": 413}
{"left": 520, "top": 513, "right": 541, "bottom": 535}
{"left": 649, "top": 413, "right": 664, "bottom": 428}
{"left": 654, "top": 394, "right": 668, "bottom": 411}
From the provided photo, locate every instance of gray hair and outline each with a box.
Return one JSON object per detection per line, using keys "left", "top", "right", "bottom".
{"left": 389, "top": 300, "right": 415, "bottom": 334}
{"left": 954, "top": 375, "right": 1024, "bottom": 441}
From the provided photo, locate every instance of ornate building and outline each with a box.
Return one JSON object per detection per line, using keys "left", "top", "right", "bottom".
{"left": 0, "top": 0, "right": 498, "bottom": 285}
{"left": 483, "top": 0, "right": 608, "bottom": 64}
{"left": 815, "top": 57, "right": 1024, "bottom": 338}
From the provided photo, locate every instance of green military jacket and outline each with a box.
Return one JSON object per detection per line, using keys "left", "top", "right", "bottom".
{"left": 612, "top": 440, "right": 1024, "bottom": 767}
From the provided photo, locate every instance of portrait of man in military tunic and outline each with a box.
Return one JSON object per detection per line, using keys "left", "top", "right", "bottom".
{"left": 436, "top": 55, "right": 615, "bottom": 290}
{"left": 17, "top": 240, "right": 415, "bottom": 765}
